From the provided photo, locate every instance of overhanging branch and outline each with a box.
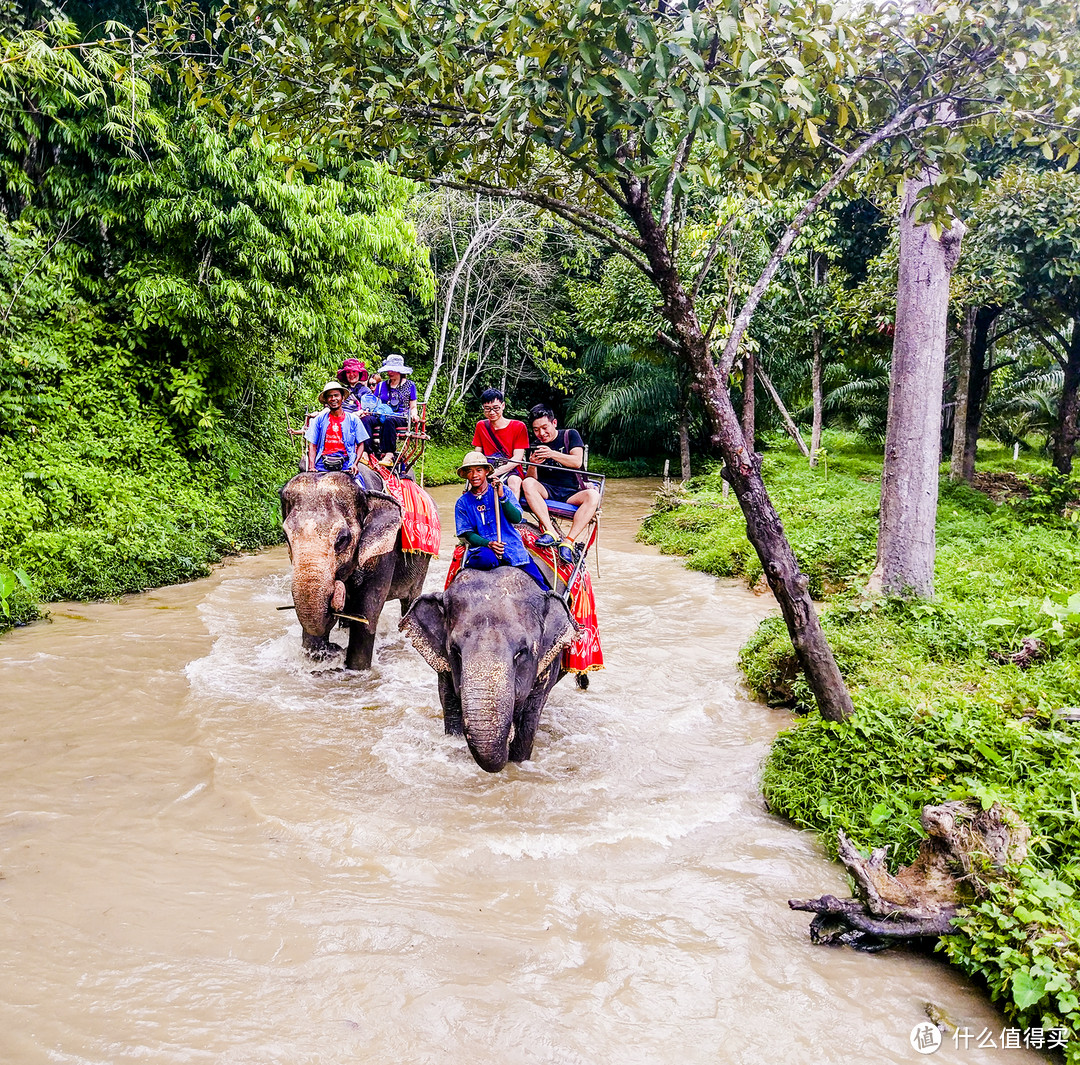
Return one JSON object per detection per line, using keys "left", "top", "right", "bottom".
{"left": 432, "top": 177, "right": 654, "bottom": 277}
{"left": 717, "top": 98, "right": 933, "bottom": 380}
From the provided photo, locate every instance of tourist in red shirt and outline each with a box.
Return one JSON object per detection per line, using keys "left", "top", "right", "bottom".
{"left": 472, "top": 387, "right": 528, "bottom": 500}
{"left": 306, "top": 382, "right": 368, "bottom": 473}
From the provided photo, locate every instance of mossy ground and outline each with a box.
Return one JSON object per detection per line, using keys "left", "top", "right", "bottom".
{"left": 640, "top": 431, "right": 1080, "bottom": 1058}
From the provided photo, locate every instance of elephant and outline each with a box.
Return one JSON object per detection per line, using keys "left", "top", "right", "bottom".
{"left": 400, "top": 565, "right": 578, "bottom": 772}
{"left": 280, "top": 469, "right": 433, "bottom": 670}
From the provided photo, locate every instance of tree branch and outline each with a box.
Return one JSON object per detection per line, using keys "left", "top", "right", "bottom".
{"left": 717, "top": 98, "right": 932, "bottom": 381}
{"left": 430, "top": 177, "right": 653, "bottom": 277}
{"left": 691, "top": 213, "right": 739, "bottom": 301}
{"left": 660, "top": 127, "right": 694, "bottom": 232}
{"left": 1033, "top": 328, "right": 1068, "bottom": 367}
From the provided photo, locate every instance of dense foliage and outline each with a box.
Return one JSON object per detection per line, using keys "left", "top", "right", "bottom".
{"left": 641, "top": 432, "right": 1080, "bottom": 1053}
{"left": 0, "top": 14, "right": 432, "bottom": 629}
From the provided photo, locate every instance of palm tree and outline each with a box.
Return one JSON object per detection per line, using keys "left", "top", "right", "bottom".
{"left": 568, "top": 341, "right": 696, "bottom": 471}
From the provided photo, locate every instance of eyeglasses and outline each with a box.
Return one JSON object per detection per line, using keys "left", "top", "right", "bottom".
{"left": 481, "top": 403, "right": 502, "bottom": 412}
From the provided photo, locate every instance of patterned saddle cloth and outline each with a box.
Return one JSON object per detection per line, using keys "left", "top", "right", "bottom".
{"left": 444, "top": 523, "right": 604, "bottom": 674}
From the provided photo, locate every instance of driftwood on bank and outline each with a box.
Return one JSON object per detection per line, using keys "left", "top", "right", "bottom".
{"left": 790, "top": 801, "right": 1029, "bottom": 950}
{"left": 989, "top": 636, "right": 1046, "bottom": 669}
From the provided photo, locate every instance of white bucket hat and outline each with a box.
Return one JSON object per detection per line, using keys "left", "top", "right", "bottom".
{"left": 378, "top": 354, "right": 413, "bottom": 375}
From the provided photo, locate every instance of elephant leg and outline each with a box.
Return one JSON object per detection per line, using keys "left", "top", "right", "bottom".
{"left": 344, "top": 621, "right": 377, "bottom": 671}
{"left": 509, "top": 665, "right": 565, "bottom": 763}
{"left": 342, "top": 553, "right": 397, "bottom": 670}
{"left": 438, "top": 672, "right": 463, "bottom": 736}
{"left": 508, "top": 698, "right": 541, "bottom": 763}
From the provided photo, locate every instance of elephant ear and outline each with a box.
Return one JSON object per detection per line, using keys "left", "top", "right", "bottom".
{"left": 401, "top": 593, "right": 450, "bottom": 673}
{"left": 536, "top": 594, "right": 578, "bottom": 675}
{"left": 355, "top": 490, "right": 403, "bottom": 569}
{"left": 279, "top": 473, "right": 307, "bottom": 522}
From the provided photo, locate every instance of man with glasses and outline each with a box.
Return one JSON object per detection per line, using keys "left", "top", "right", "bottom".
{"left": 471, "top": 387, "right": 528, "bottom": 500}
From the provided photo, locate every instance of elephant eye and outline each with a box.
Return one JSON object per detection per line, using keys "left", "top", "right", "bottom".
{"left": 334, "top": 528, "right": 350, "bottom": 549}
{"left": 513, "top": 646, "right": 528, "bottom": 661}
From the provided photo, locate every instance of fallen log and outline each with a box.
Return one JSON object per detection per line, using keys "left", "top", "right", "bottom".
{"left": 790, "top": 801, "right": 1029, "bottom": 949}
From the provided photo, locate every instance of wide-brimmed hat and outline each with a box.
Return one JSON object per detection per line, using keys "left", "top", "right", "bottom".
{"left": 336, "top": 358, "right": 368, "bottom": 385}
{"left": 456, "top": 450, "right": 494, "bottom": 478}
{"left": 318, "top": 381, "right": 346, "bottom": 404}
{"left": 378, "top": 353, "right": 412, "bottom": 375}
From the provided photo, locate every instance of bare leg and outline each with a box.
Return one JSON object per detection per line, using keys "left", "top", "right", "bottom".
{"left": 566, "top": 488, "right": 601, "bottom": 541}
{"left": 522, "top": 479, "right": 556, "bottom": 536}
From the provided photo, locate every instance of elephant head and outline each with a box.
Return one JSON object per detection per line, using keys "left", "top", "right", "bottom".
{"left": 403, "top": 567, "right": 577, "bottom": 772}
{"left": 280, "top": 472, "right": 402, "bottom": 651}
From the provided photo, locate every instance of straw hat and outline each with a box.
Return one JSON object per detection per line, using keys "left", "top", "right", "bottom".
{"left": 318, "top": 381, "right": 345, "bottom": 404}
{"left": 378, "top": 353, "right": 413, "bottom": 375}
{"left": 456, "top": 450, "right": 494, "bottom": 478}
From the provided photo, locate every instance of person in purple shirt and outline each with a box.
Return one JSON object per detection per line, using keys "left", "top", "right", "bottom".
{"left": 372, "top": 354, "right": 418, "bottom": 467}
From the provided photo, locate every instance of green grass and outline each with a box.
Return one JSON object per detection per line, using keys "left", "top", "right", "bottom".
{"left": 641, "top": 430, "right": 1080, "bottom": 1056}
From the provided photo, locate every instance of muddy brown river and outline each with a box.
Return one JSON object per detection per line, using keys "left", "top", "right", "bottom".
{"left": 0, "top": 479, "right": 1043, "bottom": 1063}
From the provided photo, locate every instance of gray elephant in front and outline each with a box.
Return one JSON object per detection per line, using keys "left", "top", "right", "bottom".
{"left": 401, "top": 566, "right": 577, "bottom": 772}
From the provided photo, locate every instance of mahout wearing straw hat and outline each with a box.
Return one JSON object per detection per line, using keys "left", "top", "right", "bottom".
{"left": 456, "top": 450, "right": 495, "bottom": 478}
{"left": 318, "top": 381, "right": 346, "bottom": 405}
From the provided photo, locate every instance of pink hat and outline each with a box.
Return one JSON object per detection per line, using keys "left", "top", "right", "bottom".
{"left": 337, "top": 358, "right": 368, "bottom": 385}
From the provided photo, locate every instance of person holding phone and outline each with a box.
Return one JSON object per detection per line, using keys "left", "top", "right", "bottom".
{"left": 523, "top": 404, "right": 599, "bottom": 565}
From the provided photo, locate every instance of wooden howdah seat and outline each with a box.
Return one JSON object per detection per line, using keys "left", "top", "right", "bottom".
{"left": 392, "top": 402, "right": 430, "bottom": 480}
{"left": 520, "top": 459, "right": 605, "bottom": 555}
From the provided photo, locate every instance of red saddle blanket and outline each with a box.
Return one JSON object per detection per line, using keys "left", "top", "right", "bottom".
{"left": 365, "top": 466, "right": 441, "bottom": 555}
{"left": 444, "top": 524, "right": 604, "bottom": 674}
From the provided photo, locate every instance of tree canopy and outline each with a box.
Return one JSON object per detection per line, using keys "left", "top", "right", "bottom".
{"left": 156, "top": 0, "right": 1080, "bottom": 721}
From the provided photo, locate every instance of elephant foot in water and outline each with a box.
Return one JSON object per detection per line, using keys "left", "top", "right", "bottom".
{"left": 302, "top": 632, "right": 343, "bottom": 660}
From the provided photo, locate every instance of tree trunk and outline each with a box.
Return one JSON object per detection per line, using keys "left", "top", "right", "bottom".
{"left": 960, "top": 307, "right": 999, "bottom": 483}
{"left": 741, "top": 349, "right": 756, "bottom": 449}
{"left": 626, "top": 189, "right": 852, "bottom": 722}
{"left": 1053, "top": 317, "right": 1080, "bottom": 474}
{"left": 948, "top": 308, "right": 974, "bottom": 483}
{"left": 809, "top": 254, "right": 825, "bottom": 469}
{"left": 758, "top": 366, "right": 810, "bottom": 457}
{"left": 870, "top": 168, "right": 965, "bottom": 599}
{"left": 790, "top": 802, "right": 1030, "bottom": 948}
{"left": 677, "top": 417, "right": 691, "bottom": 479}
{"left": 810, "top": 328, "right": 823, "bottom": 468}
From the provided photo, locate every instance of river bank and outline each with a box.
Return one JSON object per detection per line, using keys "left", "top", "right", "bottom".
{"left": 639, "top": 432, "right": 1080, "bottom": 1058}
{"left": 0, "top": 478, "right": 1043, "bottom": 1063}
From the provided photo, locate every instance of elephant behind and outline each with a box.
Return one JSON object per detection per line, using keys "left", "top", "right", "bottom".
{"left": 280, "top": 469, "right": 433, "bottom": 670}
{"left": 401, "top": 566, "right": 577, "bottom": 772}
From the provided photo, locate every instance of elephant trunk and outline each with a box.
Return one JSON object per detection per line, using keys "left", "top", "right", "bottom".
{"left": 459, "top": 654, "right": 515, "bottom": 773}
{"left": 291, "top": 551, "right": 339, "bottom": 639}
